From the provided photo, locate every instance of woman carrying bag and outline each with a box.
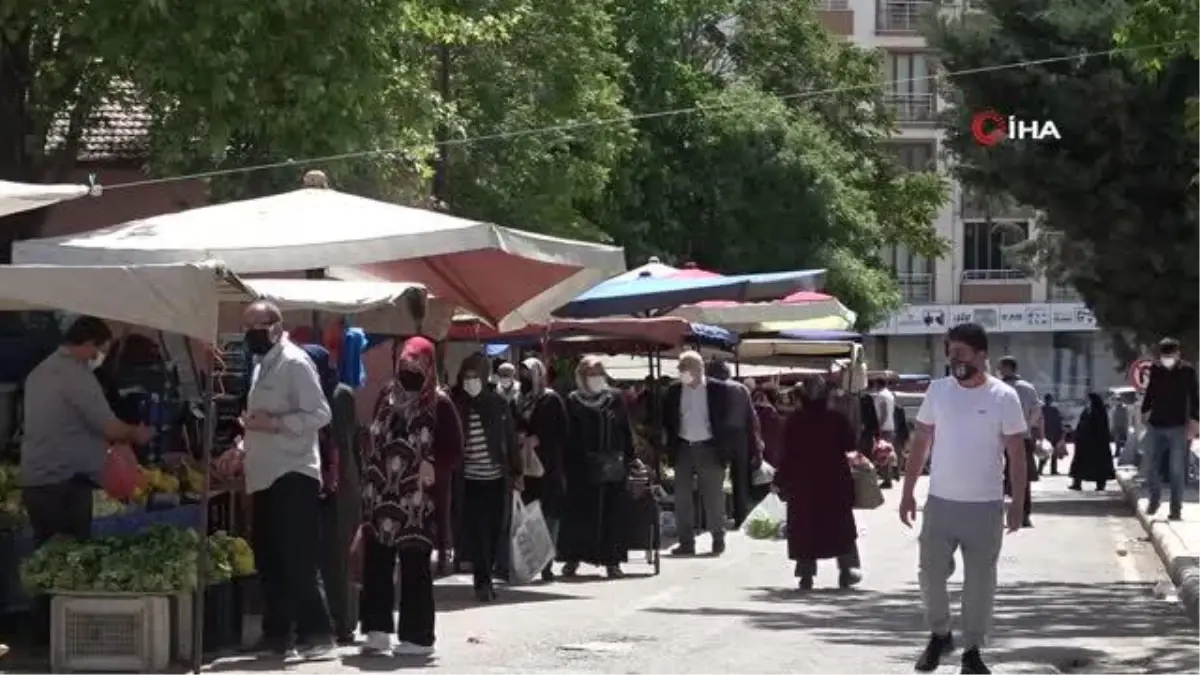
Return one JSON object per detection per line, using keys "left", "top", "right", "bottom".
{"left": 517, "top": 357, "right": 569, "bottom": 581}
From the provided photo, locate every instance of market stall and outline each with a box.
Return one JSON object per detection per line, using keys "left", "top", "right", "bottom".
{"left": 0, "top": 181, "right": 90, "bottom": 219}
{"left": 0, "top": 262, "right": 438, "bottom": 672}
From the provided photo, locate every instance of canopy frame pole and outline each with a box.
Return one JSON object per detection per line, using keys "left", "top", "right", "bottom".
{"left": 190, "top": 347, "right": 217, "bottom": 673}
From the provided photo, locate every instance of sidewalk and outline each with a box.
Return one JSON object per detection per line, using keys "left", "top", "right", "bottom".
{"left": 1115, "top": 463, "right": 1199, "bottom": 623}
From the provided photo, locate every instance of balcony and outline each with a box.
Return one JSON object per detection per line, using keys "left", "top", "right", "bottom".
{"left": 876, "top": 0, "right": 932, "bottom": 34}
{"left": 886, "top": 93, "right": 937, "bottom": 124}
{"left": 814, "top": 0, "right": 854, "bottom": 35}
{"left": 1047, "top": 283, "right": 1083, "bottom": 304}
{"left": 897, "top": 272, "right": 934, "bottom": 303}
{"left": 959, "top": 269, "right": 1032, "bottom": 304}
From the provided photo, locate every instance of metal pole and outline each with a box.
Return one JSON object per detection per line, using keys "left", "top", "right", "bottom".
{"left": 190, "top": 356, "right": 216, "bottom": 673}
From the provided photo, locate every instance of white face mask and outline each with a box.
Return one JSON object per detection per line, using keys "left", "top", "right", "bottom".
{"left": 586, "top": 376, "right": 608, "bottom": 393}
{"left": 463, "top": 378, "right": 483, "bottom": 397}
{"left": 679, "top": 371, "right": 695, "bottom": 386}
{"left": 499, "top": 377, "right": 514, "bottom": 389}
{"left": 88, "top": 352, "right": 106, "bottom": 371}
{"left": 1161, "top": 356, "right": 1178, "bottom": 369}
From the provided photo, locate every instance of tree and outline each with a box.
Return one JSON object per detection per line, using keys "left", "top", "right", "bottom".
{"left": 591, "top": 0, "right": 948, "bottom": 328}
{"left": 924, "top": 0, "right": 1199, "bottom": 357}
{"left": 1116, "top": 0, "right": 1199, "bottom": 137}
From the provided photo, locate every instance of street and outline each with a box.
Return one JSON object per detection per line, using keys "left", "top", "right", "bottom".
{"left": 209, "top": 475, "right": 1198, "bottom": 674}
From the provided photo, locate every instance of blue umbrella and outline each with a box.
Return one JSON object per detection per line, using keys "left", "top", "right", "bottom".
{"left": 554, "top": 269, "right": 826, "bottom": 319}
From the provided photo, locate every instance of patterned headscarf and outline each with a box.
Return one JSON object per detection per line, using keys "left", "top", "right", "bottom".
{"left": 518, "top": 356, "right": 547, "bottom": 420}
{"left": 363, "top": 336, "right": 439, "bottom": 548}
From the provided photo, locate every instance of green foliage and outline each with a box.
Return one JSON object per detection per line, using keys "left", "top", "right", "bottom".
{"left": 925, "top": 0, "right": 1199, "bottom": 355}
{"left": 1116, "top": 0, "right": 1200, "bottom": 140}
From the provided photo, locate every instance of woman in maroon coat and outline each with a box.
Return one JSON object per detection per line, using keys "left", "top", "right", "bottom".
{"left": 774, "top": 375, "right": 862, "bottom": 590}
{"left": 752, "top": 385, "right": 785, "bottom": 468}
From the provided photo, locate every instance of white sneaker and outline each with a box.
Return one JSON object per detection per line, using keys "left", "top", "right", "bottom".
{"left": 393, "top": 642, "right": 435, "bottom": 657}
{"left": 361, "top": 632, "right": 392, "bottom": 656}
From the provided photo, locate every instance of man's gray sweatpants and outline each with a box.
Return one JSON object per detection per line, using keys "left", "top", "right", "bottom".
{"left": 919, "top": 495, "right": 1004, "bottom": 649}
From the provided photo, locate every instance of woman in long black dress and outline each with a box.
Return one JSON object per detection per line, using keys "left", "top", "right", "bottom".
{"left": 1070, "top": 392, "right": 1116, "bottom": 491}
{"left": 517, "top": 357, "right": 569, "bottom": 581}
{"left": 559, "top": 355, "right": 634, "bottom": 579}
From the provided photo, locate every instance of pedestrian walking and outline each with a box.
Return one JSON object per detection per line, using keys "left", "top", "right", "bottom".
{"left": 1039, "top": 393, "right": 1064, "bottom": 475}
{"left": 997, "top": 356, "right": 1040, "bottom": 528}
{"left": 451, "top": 353, "right": 522, "bottom": 601}
{"left": 237, "top": 301, "right": 336, "bottom": 660}
{"left": 662, "top": 351, "right": 736, "bottom": 556}
{"left": 774, "top": 375, "right": 862, "bottom": 590}
{"left": 704, "top": 359, "right": 763, "bottom": 527}
{"left": 900, "top": 322, "right": 1028, "bottom": 675}
{"left": 359, "top": 337, "right": 464, "bottom": 657}
{"left": 516, "top": 357, "right": 569, "bottom": 581}
{"left": 559, "top": 356, "right": 634, "bottom": 578}
{"left": 1069, "top": 393, "right": 1116, "bottom": 491}
{"left": 1139, "top": 337, "right": 1199, "bottom": 521}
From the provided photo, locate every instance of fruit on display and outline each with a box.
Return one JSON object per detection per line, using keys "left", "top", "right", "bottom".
{"left": 92, "top": 491, "right": 127, "bottom": 518}
{"left": 21, "top": 525, "right": 255, "bottom": 594}
{"left": 141, "top": 466, "right": 180, "bottom": 494}
{"left": 183, "top": 465, "right": 205, "bottom": 494}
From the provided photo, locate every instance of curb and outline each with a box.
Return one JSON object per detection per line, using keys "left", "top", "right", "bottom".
{"left": 1115, "top": 469, "right": 1199, "bottom": 623}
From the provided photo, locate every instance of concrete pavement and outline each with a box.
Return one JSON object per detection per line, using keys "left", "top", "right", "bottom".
{"left": 207, "top": 476, "right": 1198, "bottom": 674}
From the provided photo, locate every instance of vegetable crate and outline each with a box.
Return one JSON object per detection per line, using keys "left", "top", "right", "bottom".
{"left": 50, "top": 593, "right": 171, "bottom": 673}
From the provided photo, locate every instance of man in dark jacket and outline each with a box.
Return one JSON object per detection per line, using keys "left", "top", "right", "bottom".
{"left": 1140, "top": 337, "right": 1199, "bottom": 521}
{"left": 450, "top": 352, "right": 521, "bottom": 600}
{"left": 1039, "top": 393, "right": 1064, "bottom": 476}
{"left": 704, "top": 359, "right": 763, "bottom": 527}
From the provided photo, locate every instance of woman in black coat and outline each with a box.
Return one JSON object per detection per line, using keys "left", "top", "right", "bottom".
{"left": 516, "top": 357, "right": 569, "bottom": 581}
{"left": 1070, "top": 392, "right": 1116, "bottom": 491}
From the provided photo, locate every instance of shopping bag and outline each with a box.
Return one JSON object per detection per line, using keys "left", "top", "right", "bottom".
{"left": 1034, "top": 439, "right": 1053, "bottom": 461}
{"left": 509, "top": 493, "right": 555, "bottom": 584}
{"left": 740, "top": 492, "right": 787, "bottom": 539}
{"left": 102, "top": 444, "right": 145, "bottom": 502}
{"left": 852, "top": 466, "right": 885, "bottom": 510}
{"left": 750, "top": 460, "right": 776, "bottom": 486}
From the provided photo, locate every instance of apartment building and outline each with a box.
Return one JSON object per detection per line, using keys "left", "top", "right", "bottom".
{"left": 814, "top": 0, "right": 1122, "bottom": 404}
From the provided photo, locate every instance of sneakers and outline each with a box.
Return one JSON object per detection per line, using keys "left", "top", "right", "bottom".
{"left": 961, "top": 647, "right": 991, "bottom": 674}
{"left": 361, "top": 631, "right": 392, "bottom": 656}
{"left": 394, "top": 642, "right": 435, "bottom": 657}
{"left": 711, "top": 537, "right": 726, "bottom": 556}
{"left": 249, "top": 637, "right": 296, "bottom": 659}
{"left": 915, "top": 632, "right": 954, "bottom": 672}
{"left": 297, "top": 641, "right": 338, "bottom": 662}
{"left": 605, "top": 565, "right": 625, "bottom": 579}
{"left": 671, "top": 543, "right": 696, "bottom": 557}
{"left": 562, "top": 561, "right": 581, "bottom": 576}
{"left": 838, "top": 568, "right": 863, "bottom": 589}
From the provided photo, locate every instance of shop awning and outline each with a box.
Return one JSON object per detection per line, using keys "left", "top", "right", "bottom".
{"left": 0, "top": 180, "right": 89, "bottom": 219}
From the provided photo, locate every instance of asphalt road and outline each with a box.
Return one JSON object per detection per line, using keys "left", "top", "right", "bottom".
{"left": 208, "top": 475, "right": 1198, "bottom": 674}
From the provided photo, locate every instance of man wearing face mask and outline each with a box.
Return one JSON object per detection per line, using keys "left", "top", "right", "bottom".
{"left": 662, "top": 351, "right": 736, "bottom": 556}
{"left": 494, "top": 361, "right": 520, "bottom": 404}
{"left": 236, "top": 301, "right": 336, "bottom": 660}
{"left": 900, "top": 323, "right": 1028, "bottom": 675}
{"left": 996, "top": 356, "right": 1040, "bottom": 529}
{"left": 1140, "top": 337, "right": 1199, "bottom": 521}
{"left": 451, "top": 353, "right": 521, "bottom": 601}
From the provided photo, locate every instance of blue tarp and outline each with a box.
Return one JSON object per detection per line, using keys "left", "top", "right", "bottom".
{"left": 554, "top": 269, "right": 826, "bottom": 319}
{"left": 469, "top": 321, "right": 738, "bottom": 350}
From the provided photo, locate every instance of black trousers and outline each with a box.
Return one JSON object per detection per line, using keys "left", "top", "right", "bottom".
{"left": 359, "top": 538, "right": 435, "bottom": 647}
{"left": 252, "top": 473, "right": 333, "bottom": 645}
{"left": 462, "top": 478, "right": 507, "bottom": 589}
{"left": 795, "top": 543, "right": 861, "bottom": 577}
{"left": 1004, "top": 441, "right": 1035, "bottom": 522}
{"left": 22, "top": 480, "right": 93, "bottom": 645}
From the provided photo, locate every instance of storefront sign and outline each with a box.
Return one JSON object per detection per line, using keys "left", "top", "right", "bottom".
{"left": 872, "top": 303, "right": 1096, "bottom": 335}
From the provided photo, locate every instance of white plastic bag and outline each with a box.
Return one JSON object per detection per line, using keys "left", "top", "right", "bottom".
{"left": 741, "top": 492, "right": 787, "bottom": 539}
{"left": 509, "top": 493, "right": 556, "bottom": 584}
{"left": 751, "top": 460, "right": 776, "bottom": 486}
{"left": 1034, "top": 439, "right": 1053, "bottom": 461}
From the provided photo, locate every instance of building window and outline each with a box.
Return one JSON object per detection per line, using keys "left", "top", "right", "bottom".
{"left": 890, "top": 141, "right": 937, "bottom": 172}
{"left": 876, "top": 0, "right": 932, "bottom": 34}
{"left": 814, "top": 0, "right": 849, "bottom": 9}
{"left": 883, "top": 52, "right": 936, "bottom": 122}
{"left": 961, "top": 220, "right": 1029, "bottom": 278}
{"left": 882, "top": 244, "right": 933, "bottom": 302}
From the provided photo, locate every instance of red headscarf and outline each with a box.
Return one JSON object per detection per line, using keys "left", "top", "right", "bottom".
{"left": 398, "top": 336, "right": 438, "bottom": 417}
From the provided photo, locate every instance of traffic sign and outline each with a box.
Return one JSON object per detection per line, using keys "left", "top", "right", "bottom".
{"left": 1129, "top": 358, "right": 1153, "bottom": 391}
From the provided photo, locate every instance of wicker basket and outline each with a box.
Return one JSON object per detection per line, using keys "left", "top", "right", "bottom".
{"left": 50, "top": 593, "right": 171, "bottom": 673}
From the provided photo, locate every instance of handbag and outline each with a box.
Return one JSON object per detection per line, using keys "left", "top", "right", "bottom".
{"left": 852, "top": 465, "right": 884, "bottom": 510}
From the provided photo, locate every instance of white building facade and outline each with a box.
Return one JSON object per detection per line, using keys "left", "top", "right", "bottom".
{"left": 814, "top": 0, "right": 1122, "bottom": 403}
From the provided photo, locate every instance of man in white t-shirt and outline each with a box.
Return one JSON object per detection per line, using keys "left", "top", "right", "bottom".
{"left": 899, "top": 323, "right": 1028, "bottom": 675}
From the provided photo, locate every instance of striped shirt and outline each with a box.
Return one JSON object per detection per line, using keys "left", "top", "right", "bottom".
{"left": 463, "top": 411, "right": 502, "bottom": 480}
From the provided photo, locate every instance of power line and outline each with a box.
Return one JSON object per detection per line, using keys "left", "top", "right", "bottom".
{"left": 101, "top": 40, "right": 1187, "bottom": 192}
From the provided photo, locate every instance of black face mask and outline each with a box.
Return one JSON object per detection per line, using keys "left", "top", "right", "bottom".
{"left": 398, "top": 370, "right": 424, "bottom": 392}
{"left": 518, "top": 375, "right": 534, "bottom": 391}
{"left": 244, "top": 328, "right": 275, "bottom": 356}
{"left": 950, "top": 359, "right": 979, "bottom": 382}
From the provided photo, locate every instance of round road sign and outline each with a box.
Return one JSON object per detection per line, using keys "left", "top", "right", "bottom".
{"left": 1129, "top": 358, "right": 1153, "bottom": 391}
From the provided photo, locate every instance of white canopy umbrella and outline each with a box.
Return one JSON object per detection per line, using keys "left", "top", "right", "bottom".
{"left": 238, "top": 278, "right": 455, "bottom": 337}
{"left": 12, "top": 187, "right": 626, "bottom": 332}
{"left": 0, "top": 180, "right": 90, "bottom": 218}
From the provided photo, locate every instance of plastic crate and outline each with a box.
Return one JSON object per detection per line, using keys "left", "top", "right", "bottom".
{"left": 50, "top": 593, "right": 171, "bottom": 673}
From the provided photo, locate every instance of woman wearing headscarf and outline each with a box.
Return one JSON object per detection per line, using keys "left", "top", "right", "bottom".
{"left": 516, "top": 357, "right": 569, "bottom": 581}
{"left": 300, "top": 344, "right": 362, "bottom": 646}
{"left": 451, "top": 352, "right": 522, "bottom": 600}
{"left": 1070, "top": 392, "right": 1116, "bottom": 491}
{"left": 495, "top": 361, "right": 521, "bottom": 404}
{"left": 774, "top": 375, "right": 862, "bottom": 590}
{"left": 358, "top": 337, "right": 463, "bottom": 657}
{"left": 559, "top": 356, "right": 634, "bottom": 578}
{"left": 753, "top": 386, "right": 785, "bottom": 469}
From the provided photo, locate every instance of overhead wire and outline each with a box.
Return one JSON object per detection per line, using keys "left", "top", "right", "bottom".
{"left": 99, "top": 40, "right": 1188, "bottom": 193}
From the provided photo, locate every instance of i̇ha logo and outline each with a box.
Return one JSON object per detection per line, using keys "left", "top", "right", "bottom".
{"left": 971, "top": 109, "right": 1061, "bottom": 146}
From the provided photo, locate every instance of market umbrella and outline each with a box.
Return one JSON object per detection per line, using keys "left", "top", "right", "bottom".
{"left": 12, "top": 187, "right": 626, "bottom": 332}
{"left": 554, "top": 269, "right": 825, "bottom": 319}
{"left": 0, "top": 180, "right": 89, "bottom": 219}
{"left": 603, "top": 258, "right": 856, "bottom": 331}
